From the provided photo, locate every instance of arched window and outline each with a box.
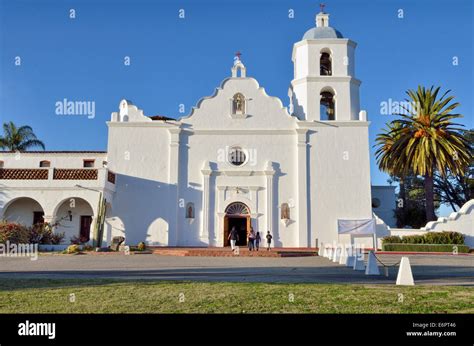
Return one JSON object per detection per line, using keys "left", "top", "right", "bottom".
{"left": 281, "top": 203, "right": 290, "bottom": 220}
{"left": 185, "top": 203, "right": 195, "bottom": 219}
{"left": 225, "top": 202, "right": 250, "bottom": 215}
{"left": 39, "top": 160, "right": 51, "bottom": 168}
{"left": 232, "top": 93, "right": 245, "bottom": 115}
{"left": 320, "top": 90, "right": 335, "bottom": 121}
{"left": 320, "top": 52, "right": 332, "bottom": 76}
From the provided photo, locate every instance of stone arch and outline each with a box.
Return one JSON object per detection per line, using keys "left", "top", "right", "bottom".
{"left": 52, "top": 197, "right": 95, "bottom": 243}
{"left": 2, "top": 197, "right": 45, "bottom": 226}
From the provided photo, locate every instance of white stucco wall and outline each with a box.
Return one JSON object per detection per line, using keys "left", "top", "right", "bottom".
{"left": 371, "top": 185, "right": 397, "bottom": 227}
{"left": 421, "top": 200, "right": 474, "bottom": 248}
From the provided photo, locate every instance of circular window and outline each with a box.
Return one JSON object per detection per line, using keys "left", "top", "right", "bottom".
{"left": 372, "top": 198, "right": 381, "bottom": 208}
{"left": 228, "top": 147, "right": 247, "bottom": 166}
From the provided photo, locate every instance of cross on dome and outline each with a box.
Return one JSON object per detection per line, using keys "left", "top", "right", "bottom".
{"left": 319, "top": 3, "right": 326, "bottom": 13}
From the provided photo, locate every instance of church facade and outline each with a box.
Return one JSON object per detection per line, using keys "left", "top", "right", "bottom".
{"left": 0, "top": 11, "right": 378, "bottom": 248}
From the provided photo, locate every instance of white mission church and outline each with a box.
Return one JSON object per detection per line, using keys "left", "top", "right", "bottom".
{"left": 0, "top": 11, "right": 395, "bottom": 248}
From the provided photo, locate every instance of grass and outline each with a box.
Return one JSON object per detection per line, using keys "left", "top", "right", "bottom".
{"left": 0, "top": 279, "right": 473, "bottom": 313}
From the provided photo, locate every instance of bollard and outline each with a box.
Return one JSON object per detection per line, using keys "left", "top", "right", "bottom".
{"left": 396, "top": 257, "right": 415, "bottom": 286}
{"left": 353, "top": 252, "right": 365, "bottom": 271}
{"left": 339, "top": 245, "right": 348, "bottom": 265}
{"left": 365, "top": 251, "right": 380, "bottom": 275}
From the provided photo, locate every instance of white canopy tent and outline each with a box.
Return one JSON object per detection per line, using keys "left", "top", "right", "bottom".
{"left": 337, "top": 219, "right": 377, "bottom": 250}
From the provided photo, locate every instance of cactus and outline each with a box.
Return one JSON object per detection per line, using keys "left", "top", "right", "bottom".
{"left": 92, "top": 193, "right": 107, "bottom": 248}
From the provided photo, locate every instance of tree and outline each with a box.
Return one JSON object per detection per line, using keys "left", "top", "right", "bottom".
{"left": 0, "top": 121, "right": 45, "bottom": 151}
{"left": 380, "top": 86, "right": 470, "bottom": 222}
{"left": 434, "top": 129, "right": 473, "bottom": 211}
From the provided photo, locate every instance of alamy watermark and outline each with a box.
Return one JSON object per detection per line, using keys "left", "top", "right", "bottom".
{"left": 55, "top": 98, "right": 95, "bottom": 119}
{"left": 0, "top": 241, "right": 38, "bottom": 261}
{"left": 380, "top": 98, "right": 420, "bottom": 116}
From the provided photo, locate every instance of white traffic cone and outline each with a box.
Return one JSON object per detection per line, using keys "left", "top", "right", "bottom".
{"left": 365, "top": 250, "right": 380, "bottom": 275}
{"left": 396, "top": 257, "right": 415, "bottom": 286}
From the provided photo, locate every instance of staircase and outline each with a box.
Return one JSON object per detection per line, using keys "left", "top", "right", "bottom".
{"left": 149, "top": 247, "right": 319, "bottom": 258}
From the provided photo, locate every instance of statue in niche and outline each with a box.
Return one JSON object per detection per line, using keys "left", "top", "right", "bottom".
{"left": 233, "top": 93, "right": 245, "bottom": 114}
{"left": 281, "top": 203, "right": 290, "bottom": 220}
{"left": 186, "top": 203, "right": 194, "bottom": 219}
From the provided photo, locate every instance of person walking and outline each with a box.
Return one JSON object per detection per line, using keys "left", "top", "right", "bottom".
{"left": 248, "top": 227, "right": 256, "bottom": 251}
{"left": 228, "top": 226, "right": 239, "bottom": 252}
{"left": 255, "top": 231, "right": 261, "bottom": 251}
{"left": 266, "top": 231, "right": 273, "bottom": 251}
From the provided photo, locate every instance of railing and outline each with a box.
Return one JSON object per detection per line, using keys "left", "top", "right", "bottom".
{"left": 53, "top": 168, "right": 98, "bottom": 180}
{"left": 0, "top": 168, "right": 115, "bottom": 184}
{"left": 107, "top": 170, "right": 116, "bottom": 184}
{"left": 0, "top": 168, "right": 48, "bottom": 180}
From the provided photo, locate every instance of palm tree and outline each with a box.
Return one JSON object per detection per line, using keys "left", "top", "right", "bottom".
{"left": 0, "top": 121, "right": 45, "bottom": 151}
{"left": 377, "top": 86, "right": 470, "bottom": 222}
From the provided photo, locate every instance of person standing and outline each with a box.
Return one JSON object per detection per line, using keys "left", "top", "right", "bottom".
{"left": 248, "top": 227, "right": 256, "bottom": 251}
{"left": 255, "top": 231, "right": 261, "bottom": 251}
{"left": 266, "top": 231, "right": 273, "bottom": 251}
{"left": 228, "top": 226, "right": 239, "bottom": 252}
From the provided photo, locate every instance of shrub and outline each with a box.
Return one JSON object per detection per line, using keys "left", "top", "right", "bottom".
{"left": 29, "top": 223, "right": 65, "bottom": 245}
{"left": 382, "top": 243, "right": 469, "bottom": 253}
{"left": 82, "top": 245, "right": 94, "bottom": 251}
{"left": 137, "top": 242, "right": 146, "bottom": 251}
{"left": 51, "top": 232, "right": 65, "bottom": 245}
{"left": 65, "top": 244, "right": 81, "bottom": 254}
{"left": 381, "top": 236, "right": 402, "bottom": 244}
{"left": 0, "top": 221, "right": 30, "bottom": 244}
{"left": 382, "top": 231, "right": 465, "bottom": 245}
{"left": 70, "top": 235, "right": 89, "bottom": 245}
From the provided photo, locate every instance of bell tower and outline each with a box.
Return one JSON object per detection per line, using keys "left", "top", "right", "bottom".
{"left": 289, "top": 8, "right": 365, "bottom": 122}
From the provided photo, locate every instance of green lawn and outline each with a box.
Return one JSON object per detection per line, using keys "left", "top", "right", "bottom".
{"left": 0, "top": 279, "right": 473, "bottom": 313}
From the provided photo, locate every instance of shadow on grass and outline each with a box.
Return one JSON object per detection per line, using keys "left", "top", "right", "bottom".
{"left": 0, "top": 264, "right": 473, "bottom": 291}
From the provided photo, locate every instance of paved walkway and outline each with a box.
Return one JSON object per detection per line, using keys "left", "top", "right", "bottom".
{"left": 0, "top": 253, "right": 472, "bottom": 285}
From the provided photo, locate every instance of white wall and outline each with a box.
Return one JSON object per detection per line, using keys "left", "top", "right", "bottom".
{"left": 3, "top": 198, "right": 43, "bottom": 226}
{"left": 371, "top": 185, "right": 397, "bottom": 227}
{"left": 421, "top": 199, "right": 474, "bottom": 248}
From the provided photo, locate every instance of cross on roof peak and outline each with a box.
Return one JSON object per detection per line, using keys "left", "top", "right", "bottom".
{"left": 319, "top": 3, "right": 326, "bottom": 13}
{"left": 235, "top": 51, "right": 242, "bottom": 60}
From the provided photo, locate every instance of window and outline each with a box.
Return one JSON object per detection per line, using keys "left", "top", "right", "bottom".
{"left": 33, "top": 211, "right": 44, "bottom": 225}
{"left": 232, "top": 93, "right": 245, "bottom": 115}
{"left": 320, "top": 52, "right": 332, "bottom": 76}
{"left": 320, "top": 90, "right": 335, "bottom": 120}
{"left": 281, "top": 203, "right": 290, "bottom": 220}
{"left": 228, "top": 147, "right": 247, "bottom": 166}
{"left": 372, "top": 198, "right": 381, "bottom": 208}
{"left": 83, "top": 160, "right": 95, "bottom": 168}
{"left": 0, "top": 161, "right": 3, "bottom": 168}
{"left": 185, "top": 203, "right": 195, "bottom": 219}
{"left": 39, "top": 160, "right": 50, "bottom": 168}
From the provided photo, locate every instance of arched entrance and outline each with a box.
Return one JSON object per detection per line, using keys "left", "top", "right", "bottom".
{"left": 223, "top": 202, "right": 250, "bottom": 247}
{"left": 53, "top": 197, "right": 94, "bottom": 243}
{"left": 3, "top": 197, "right": 44, "bottom": 226}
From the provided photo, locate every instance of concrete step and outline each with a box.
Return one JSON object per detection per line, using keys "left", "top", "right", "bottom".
{"left": 149, "top": 247, "right": 319, "bottom": 258}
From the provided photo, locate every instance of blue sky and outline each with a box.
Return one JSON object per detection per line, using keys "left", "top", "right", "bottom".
{"left": 1, "top": 0, "right": 473, "bottom": 215}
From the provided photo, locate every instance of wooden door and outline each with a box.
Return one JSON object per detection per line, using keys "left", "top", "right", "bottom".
{"left": 223, "top": 216, "right": 229, "bottom": 246}
{"left": 80, "top": 216, "right": 92, "bottom": 242}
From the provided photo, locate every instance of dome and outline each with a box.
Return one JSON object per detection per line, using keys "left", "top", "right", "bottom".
{"left": 303, "top": 26, "right": 344, "bottom": 40}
